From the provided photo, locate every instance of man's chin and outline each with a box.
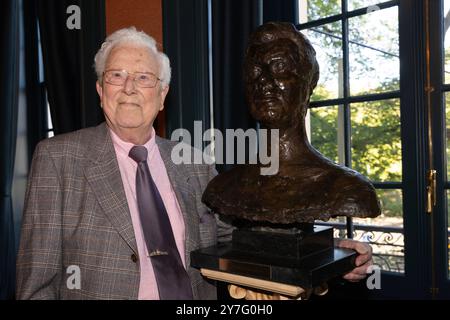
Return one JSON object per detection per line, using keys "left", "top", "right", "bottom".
{"left": 118, "top": 122, "right": 145, "bottom": 129}
{"left": 111, "top": 118, "right": 147, "bottom": 130}
{"left": 114, "top": 109, "right": 145, "bottom": 126}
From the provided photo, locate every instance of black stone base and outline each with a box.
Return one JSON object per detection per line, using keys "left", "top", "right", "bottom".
{"left": 232, "top": 225, "right": 334, "bottom": 259}
{"left": 191, "top": 224, "right": 357, "bottom": 289}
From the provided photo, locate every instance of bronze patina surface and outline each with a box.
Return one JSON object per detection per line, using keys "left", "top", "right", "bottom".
{"left": 202, "top": 22, "right": 381, "bottom": 224}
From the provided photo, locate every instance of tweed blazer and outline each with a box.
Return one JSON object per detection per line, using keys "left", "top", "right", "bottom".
{"left": 16, "top": 122, "right": 231, "bottom": 300}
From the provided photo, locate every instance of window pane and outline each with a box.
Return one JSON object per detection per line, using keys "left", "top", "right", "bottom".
{"left": 46, "top": 102, "right": 54, "bottom": 137}
{"left": 319, "top": 189, "right": 404, "bottom": 273}
{"left": 351, "top": 99, "right": 402, "bottom": 182}
{"left": 347, "top": 0, "right": 387, "bottom": 12}
{"left": 349, "top": 6, "right": 399, "bottom": 96}
{"left": 305, "top": 22, "right": 343, "bottom": 101}
{"left": 298, "top": 0, "right": 341, "bottom": 23}
{"left": 309, "top": 106, "right": 339, "bottom": 163}
{"left": 353, "top": 189, "right": 404, "bottom": 273}
{"left": 443, "top": 0, "right": 450, "bottom": 83}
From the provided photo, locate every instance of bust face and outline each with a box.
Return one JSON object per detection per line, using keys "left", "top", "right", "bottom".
{"left": 244, "top": 36, "right": 310, "bottom": 128}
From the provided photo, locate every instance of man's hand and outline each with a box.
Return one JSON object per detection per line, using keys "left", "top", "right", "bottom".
{"left": 335, "top": 238, "right": 373, "bottom": 282}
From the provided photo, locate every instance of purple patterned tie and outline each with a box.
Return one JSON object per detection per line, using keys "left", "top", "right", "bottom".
{"left": 129, "top": 146, "right": 193, "bottom": 299}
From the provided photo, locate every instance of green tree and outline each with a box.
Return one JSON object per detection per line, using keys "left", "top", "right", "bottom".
{"left": 304, "top": 1, "right": 401, "bottom": 216}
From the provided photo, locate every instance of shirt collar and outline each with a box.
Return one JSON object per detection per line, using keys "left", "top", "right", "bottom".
{"left": 109, "top": 127, "right": 157, "bottom": 161}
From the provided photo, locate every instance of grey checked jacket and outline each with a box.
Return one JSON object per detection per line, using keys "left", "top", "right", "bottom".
{"left": 16, "top": 122, "right": 232, "bottom": 300}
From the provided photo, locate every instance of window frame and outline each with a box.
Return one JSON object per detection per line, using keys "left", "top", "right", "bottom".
{"left": 297, "top": 0, "right": 444, "bottom": 298}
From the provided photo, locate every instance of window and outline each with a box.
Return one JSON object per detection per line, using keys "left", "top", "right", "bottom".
{"left": 298, "top": 0, "right": 403, "bottom": 273}
{"left": 35, "top": 25, "right": 53, "bottom": 138}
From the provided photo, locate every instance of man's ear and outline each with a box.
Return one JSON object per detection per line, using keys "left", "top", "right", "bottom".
{"left": 159, "top": 85, "right": 169, "bottom": 111}
{"left": 96, "top": 81, "right": 103, "bottom": 107}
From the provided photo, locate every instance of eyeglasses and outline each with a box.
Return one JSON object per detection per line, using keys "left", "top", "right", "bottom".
{"left": 103, "top": 69, "right": 161, "bottom": 88}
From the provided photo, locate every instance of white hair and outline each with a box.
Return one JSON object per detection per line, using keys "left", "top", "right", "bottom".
{"left": 94, "top": 26, "right": 171, "bottom": 87}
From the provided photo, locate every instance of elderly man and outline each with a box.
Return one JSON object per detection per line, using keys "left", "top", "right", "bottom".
{"left": 16, "top": 27, "right": 371, "bottom": 300}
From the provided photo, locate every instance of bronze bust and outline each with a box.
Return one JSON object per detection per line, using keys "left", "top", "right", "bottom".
{"left": 202, "top": 22, "right": 381, "bottom": 224}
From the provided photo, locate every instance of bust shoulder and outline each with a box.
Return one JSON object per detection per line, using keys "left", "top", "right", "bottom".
{"left": 202, "top": 162, "right": 380, "bottom": 224}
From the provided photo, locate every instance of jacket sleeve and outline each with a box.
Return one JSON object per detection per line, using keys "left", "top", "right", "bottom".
{"left": 16, "top": 141, "right": 63, "bottom": 299}
{"left": 207, "top": 165, "right": 234, "bottom": 243}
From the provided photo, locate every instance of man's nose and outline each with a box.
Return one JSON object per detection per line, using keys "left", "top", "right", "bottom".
{"left": 123, "top": 75, "right": 137, "bottom": 94}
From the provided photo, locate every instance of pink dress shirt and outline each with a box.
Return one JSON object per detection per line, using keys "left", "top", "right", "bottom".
{"left": 109, "top": 128, "right": 186, "bottom": 300}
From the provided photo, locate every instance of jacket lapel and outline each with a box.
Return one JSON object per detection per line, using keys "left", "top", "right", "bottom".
{"left": 156, "top": 137, "right": 200, "bottom": 268}
{"left": 83, "top": 123, "right": 138, "bottom": 254}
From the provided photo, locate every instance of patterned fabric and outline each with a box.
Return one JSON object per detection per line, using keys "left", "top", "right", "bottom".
{"left": 110, "top": 127, "right": 187, "bottom": 299}
{"left": 16, "top": 122, "right": 229, "bottom": 300}
{"left": 129, "top": 145, "right": 193, "bottom": 299}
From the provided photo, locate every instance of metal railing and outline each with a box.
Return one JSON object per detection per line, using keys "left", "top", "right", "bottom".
{"left": 316, "top": 222, "right": 450, "bottom": 275}
{"left": 316, "top": 221, "right": 405, "bottom": 273}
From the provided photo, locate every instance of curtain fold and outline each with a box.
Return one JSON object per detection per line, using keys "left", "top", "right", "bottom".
{"left": 162, "top": 0, "right": 211, "bottom": 141}
{"left": 0, "top": 0, "right": 19, "bottom": 300}
{"left": 211, "top": 0, "right": 261, "bottom": 173}
{"left": 37, "top": 0, "right": 106, "bottom": 135}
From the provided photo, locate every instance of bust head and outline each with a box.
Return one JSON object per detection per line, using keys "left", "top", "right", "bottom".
{"left": 202, "top": 22, "right": 381, "bottom": 224}
{"left": 244, "top": 22, "right": 319, "bottom": 129}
